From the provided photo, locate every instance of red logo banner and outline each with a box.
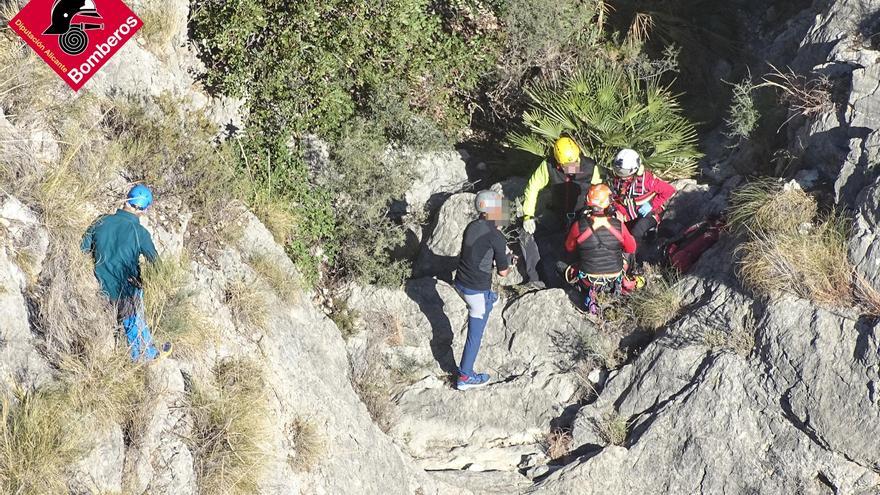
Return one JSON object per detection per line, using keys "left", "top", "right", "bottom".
{"left": 9, "top": 0, "right": 143, "bottom": 91}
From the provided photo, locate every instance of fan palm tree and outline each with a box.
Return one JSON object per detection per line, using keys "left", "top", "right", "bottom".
{"left": 509, "top": 60, "right": 702, "bottom": 180}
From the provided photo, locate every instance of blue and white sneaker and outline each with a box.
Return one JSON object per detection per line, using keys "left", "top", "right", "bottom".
{"left": 457, "top": 373, "right": 490, "bottom": 391}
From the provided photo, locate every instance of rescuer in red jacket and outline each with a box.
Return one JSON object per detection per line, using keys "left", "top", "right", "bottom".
{"left": 609, "top": 149, "right": 676, "bottom": 256}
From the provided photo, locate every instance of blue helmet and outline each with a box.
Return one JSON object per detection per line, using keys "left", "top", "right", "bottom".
{"left": 126, "top": 184, "right": 153, "bottom": 210}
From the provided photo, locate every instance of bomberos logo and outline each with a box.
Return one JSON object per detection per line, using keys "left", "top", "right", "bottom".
{"left": 9, "top": 0, "right": 143, "bottom": 91}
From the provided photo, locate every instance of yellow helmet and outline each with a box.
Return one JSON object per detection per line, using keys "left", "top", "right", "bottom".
{"left": 553, "top": 137, "right": 581, "bottom": 166}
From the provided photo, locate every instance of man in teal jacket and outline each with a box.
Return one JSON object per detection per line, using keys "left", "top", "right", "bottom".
{"left": 81, "top": 185, "right": 170, "bottom": 360}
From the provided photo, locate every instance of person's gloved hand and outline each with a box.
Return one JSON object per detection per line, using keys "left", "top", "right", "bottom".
{"left": 638, "top": 203, "right": 653, "bottom": 218}
{"left": 523, "top": 217, "right": 536, "bottom": 234}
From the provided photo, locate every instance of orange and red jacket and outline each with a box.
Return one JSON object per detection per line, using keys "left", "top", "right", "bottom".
{"left": 612, "top": 170, "right": 676, "bottom": 223}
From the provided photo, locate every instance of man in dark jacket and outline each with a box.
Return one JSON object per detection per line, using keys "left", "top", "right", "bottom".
{"left": 81, "top": 184, "right": 170, "bottom": 360}
{"left": 454, "top": 190, "right": 513, "bottom": 390}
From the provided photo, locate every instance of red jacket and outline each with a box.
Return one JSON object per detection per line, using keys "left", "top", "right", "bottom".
{"left": 612, "top": 171, "right": 676, "bottom": 223}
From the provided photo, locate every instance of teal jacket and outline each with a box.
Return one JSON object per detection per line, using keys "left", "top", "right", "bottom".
{"left": 81, "top": 209, "right": 157, "bottom": 301}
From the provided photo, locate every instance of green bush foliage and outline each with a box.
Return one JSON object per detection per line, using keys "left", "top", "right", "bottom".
{"left": 509, "top": 60, "right": 703, "bottom": 180}
{"left": 190, "top": 0, "right": 499, "bottom": 143}
{"left": 725, "top": 78, "right": 760, "bottom": 141}
{"left": 189, "top": 0, "right": 505, "bottom": 286}
{"left": 234, "top": 142, "right": 335, "bottom": 286}
{"left": 323, "top": 120, "right": 415, "bottom": 285}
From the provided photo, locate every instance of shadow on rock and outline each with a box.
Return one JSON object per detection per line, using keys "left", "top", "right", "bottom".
{"left": 404, "top": 278, "right": 460, "bottom": 376}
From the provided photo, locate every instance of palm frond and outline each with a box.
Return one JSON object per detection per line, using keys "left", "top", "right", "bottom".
{"left": 510, "top": 61, "right": 702, "bottom": 179}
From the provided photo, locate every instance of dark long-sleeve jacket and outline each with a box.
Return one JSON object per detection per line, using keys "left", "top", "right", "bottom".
{"left": 81, "top": 209, "right": 157, "bottom": 301}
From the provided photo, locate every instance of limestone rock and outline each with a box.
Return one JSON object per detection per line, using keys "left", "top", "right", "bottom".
{"left": 69, "top": 422, "right": 125, "bottom": 495}
{"left": 0, "top": 197, "right": 52, "bottom": 398}
{"left": 402, "top": 150, "right": 469, "bottom": 215}
{"left": 348, "top": 282, "right": 615, "bottom": 471}
{"left": 413, "top": 193, "right": 477, "bottom": 280}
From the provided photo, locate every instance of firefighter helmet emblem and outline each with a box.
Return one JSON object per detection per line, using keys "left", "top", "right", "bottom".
{"left": 43, "top": 0, "right": 104, "bottom": 55}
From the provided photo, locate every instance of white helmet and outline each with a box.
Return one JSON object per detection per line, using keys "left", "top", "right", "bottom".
{"left": 613, "top": 149, "right": 642, "bottom": 177}
{"left": 474, "top": 190, "right": 502, "bottom": 213}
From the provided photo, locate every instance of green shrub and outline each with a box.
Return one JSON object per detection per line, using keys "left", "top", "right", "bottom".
{"left": 324, "top": 120, "right": 415, "bottom": 285}
{"left": 725, "top": 78, "right": 759, "bottom": 141}
{"left": 509, "top": 60, "right": 702, "bottom": 180}
{"left": 0, "top": 388, "right": 83, "bottom": 495}
{"left": 234, "top": 141, "right": 335, "bottom": 287}
{"left": 496, "top": 0, "right": 604, "bottom": 81}
{"left": 189, "top": 0, "right": 504, "bottom": 286}
{"left": 189, "top": 0, "right": 499, "bottom": 143}
{"left": 330, "top": 298, "right": 360, "bottom": 340}
{"left": 593, "top": 411, "right": 629, "bottom": 446}
{"left": 190, "top": 358, "right": 270, "bottom": 495}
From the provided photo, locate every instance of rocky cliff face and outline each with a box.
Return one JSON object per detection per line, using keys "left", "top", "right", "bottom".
{"left": 2, "top": 0, "right": 880, "bottom": 494}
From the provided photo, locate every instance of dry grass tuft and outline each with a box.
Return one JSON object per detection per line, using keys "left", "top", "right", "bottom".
{"left": 190, "top": 358, "right": 270, "bottom": 495}
{"left": 137, "top": 4, "right": 178, "bottom": 54}
{"left": 57, "top": 348, "right": 147, "bottom": 427}
{"left": 757, "top": 64, "right": 834, "bottom": 120}
{"left": 736, "top": 214, "right": 852, "bottom": 305}
{"left": 552, "top": 324, "right": 620, "bottom": 371}
{"left": 543, "top": 428, "right": 573, "bottom": 461}
{"left": 0, "top": 387, "right": 83, "bottom": 495}
{"left": 702, "top": 322, "right": 757, "bottom": 357}
{"left": 142, "top": 257, "right": 215, "bottom": 358}
{"left": 250, "top": 198, "right": 298, "bottom": 246}
{"left": 225, "top": 277, "right": 269, "bottom": 331}
{"left": 35, "top": 246, "right": 118, "bottom": 359}
{"left": 248, "top": 253, "right": 299, "bottom": 304}
{"left": 11, "top": 247, "right": 38, "bottom": 285}
{"left": 629, "top": 268, "right": 682, "bottom": 331}
{"left": 285, "top": 417, "right": 326, "bottom": 473}
{"left": 593, "top": 411, "right": 629, "bottom": 446}
{"left": 728, "top": 179, "right": 817, "bottom": 236}
{"left": 854, "top": 274, "right": 880, "bottom": 317}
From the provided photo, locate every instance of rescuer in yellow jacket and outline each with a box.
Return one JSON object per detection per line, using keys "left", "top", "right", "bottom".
{"left": 519, "top": 137, "right": 602, "bottom": 286}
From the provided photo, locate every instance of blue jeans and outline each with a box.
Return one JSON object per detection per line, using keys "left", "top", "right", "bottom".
{"left": 118, "top": 289, "right": 159, "bottom": 361}
{"left": 455, "top": 283, "right": 498, "bottom": 377}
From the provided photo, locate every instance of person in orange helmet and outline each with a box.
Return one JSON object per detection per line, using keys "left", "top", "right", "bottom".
{"left": 562, "top": 184, "right": 637, "bottom": 314}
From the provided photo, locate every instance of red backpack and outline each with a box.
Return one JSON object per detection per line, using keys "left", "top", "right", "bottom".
{"left": 665, "top": 217, "right": 725, "bottom": 273}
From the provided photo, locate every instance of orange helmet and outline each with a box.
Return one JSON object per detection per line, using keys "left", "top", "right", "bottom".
{"left": 586, "top": 184, "right": 612, "bottom": 210}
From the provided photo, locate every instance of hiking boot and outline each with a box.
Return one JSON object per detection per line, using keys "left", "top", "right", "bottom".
{"left": 457, "top": 373, "right": 490, "bottom": 391}
{"left": 152, "top": 342, "right": 173, "bottom": 362}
